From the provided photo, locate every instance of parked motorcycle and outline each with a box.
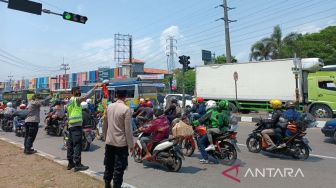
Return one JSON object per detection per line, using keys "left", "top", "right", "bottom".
{"left": 132, "top": 131, "right": 184, "bottom": 172}
{"left": 246, "top": 117, "right": 312, "bottom": 160}
{"left": 15, "top": 119, "right": 26, "bottom": 137}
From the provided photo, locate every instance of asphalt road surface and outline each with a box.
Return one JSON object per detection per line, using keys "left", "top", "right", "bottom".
{"left": 0, "top": 108, "right": 335, "bottom": 188}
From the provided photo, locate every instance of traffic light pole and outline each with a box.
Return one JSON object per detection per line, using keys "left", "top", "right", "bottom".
{"left": 42, "top": 9, "right": 63, "bottom": 16}
{"left": 182, "top": 69, "right": 186, "bottom": 112}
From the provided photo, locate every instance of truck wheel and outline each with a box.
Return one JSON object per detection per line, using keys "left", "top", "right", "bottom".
{"left": 310, "top": 104, "right": 333, "bottom": 118}
{"left": 229, "top": 102, "right": 238, "bottom": 113}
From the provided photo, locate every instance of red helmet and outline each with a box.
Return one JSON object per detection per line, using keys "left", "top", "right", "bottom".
{"left": 19, "top": 104, "right": 26, "bottom": 109}
{"left": 145, "top": 101, "right": 153, "bottom": 108}
{"left": 197, "top": 97, "right": 204, "bottom": 103}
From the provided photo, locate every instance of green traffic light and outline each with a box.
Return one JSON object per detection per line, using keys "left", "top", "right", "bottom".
{"left": 64, "top": 13, "right": 72, "bottom": 20}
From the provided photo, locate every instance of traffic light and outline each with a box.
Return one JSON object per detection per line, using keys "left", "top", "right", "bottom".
{"left": 179, "top": 56, "right": 184, "bottom": 65}
{"left": 62, "top": 11, "right": 88, "bottom": 24}
{"left": 186, "top": 56, "right": 190, "bottom": 65}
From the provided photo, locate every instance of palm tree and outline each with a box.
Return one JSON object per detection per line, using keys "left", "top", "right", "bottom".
{"left": 250, "top": 38, "right": 274, "bottom": 61}
{"left": 250, "top": 25, "right": 301, "bottom": 61}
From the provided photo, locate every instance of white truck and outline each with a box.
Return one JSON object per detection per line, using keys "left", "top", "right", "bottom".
{"left": 196, "top": 58, "right": 336, "bottom": 118}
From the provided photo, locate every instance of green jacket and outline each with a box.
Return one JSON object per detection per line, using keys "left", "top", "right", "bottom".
{"left": 193, "top": 108, "right": 230, "bottom": 131}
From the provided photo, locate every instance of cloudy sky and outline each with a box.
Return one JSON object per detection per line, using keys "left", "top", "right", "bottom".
{"left": 0, "top": 0, "right": 335, "bottom": 80}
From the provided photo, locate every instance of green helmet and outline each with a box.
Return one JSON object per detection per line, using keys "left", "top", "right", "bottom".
{"left": 218, "top": 100, "right": 229, "bottom": 110}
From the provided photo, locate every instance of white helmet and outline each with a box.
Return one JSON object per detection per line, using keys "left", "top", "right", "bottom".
{"left": 86, "top": 99, "right": 92, "bottom": 104}
{"left": 205, "top": 100, "right": 217, "bottom": 111}
{"left": 80, "top": 102, "right": 88, "bottom": 109}
{"left": 7, "top": 102, "right": 13, "bottom": 108}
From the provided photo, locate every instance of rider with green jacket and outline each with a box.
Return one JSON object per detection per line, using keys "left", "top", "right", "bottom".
{"left": 193, "top": 100, "right": 230, "bottom": 163}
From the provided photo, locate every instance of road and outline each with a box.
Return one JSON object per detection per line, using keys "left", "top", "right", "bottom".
{"left": 0, "top": 108, "right": 335, "bottom": 188}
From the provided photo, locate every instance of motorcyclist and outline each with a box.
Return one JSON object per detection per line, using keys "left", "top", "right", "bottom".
{"left": 138, "top": 108, "right": 170, "bottom": 161}
{"left": 13, "top": 104, "right": 29, "bottom": 131}
{"left": 190, "top": 97, "right": 206, "bottom": 121}
{"left": 4, "top": 102, "right": 16, "bottom": 116}
{"left": 81, "top": 102, "right": 94, "bottom": 129}
{"left": 137, "top": 101, "right": 154, "bottom": 122}
{"left": 282, "top": 101, "right": 301, "bottom": 136}
{"left": 192, "top": 100, "right": 218, "bottom": 164}
{"left": 204, "top": 100, "right": 230, "bottom": 151}
{"left": 131, "top": 99, "right": 149, "bottom": 131}
{"left": 164, "top": 97, "right": 182, "bottom": 124}
{"left": 86, "top": 99, "right": 95, "bottom": 114}
{"left": 261, "top": 99, "right": 283, "bottom": 150}
{"left": 45, "top": 100, "right": 65, "bottom": 130}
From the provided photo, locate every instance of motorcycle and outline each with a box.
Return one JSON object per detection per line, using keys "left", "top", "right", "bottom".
{"left": 132, "top": 131, "right": 185, "bottom": 172}
{"left": 246, "top": 117, "right": 312, "bottom": 160}
{"left": 1, "top": 114, "right": 14, "bottom": 132}
{"left": 193, "top": 125, "right": 239, "bottom": 165}
{"left": 82, "top": 124, "right": 96, "bottom": 151}
{"left": 45, "top": 116, "right": 66, "bottom": 136}
{"left": 15, "top": 119, "right": 26, "bottom": 137}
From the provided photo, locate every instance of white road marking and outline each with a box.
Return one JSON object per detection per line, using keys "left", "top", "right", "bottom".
{"left": 237, "top": 143, "right": 336, "bottom": 160}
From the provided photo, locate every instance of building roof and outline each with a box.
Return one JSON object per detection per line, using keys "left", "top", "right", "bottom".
{"left": 144, "top": 68, "right": 169, "bottom": 74}
{"left": 122, "top": 59, "right": 145, "bottom": 64}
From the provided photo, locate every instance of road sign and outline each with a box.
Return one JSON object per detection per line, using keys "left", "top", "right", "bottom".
{"left": 202, "top": 50, "right": 212, "bottom": 62}
{"left": 8, "top": 0, "right": 42, "bottom": 15}
{"left": 233, "top": 71, "right": 238, "bottom": 81}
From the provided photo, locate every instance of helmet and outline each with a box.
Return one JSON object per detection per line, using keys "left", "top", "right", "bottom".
{"left": 145, "top": 101, "right": 153, "bottom": 108}
{"left": 80, "top": 102, "right": 88, "bottom": 109}
{"left": 197, "top": 97, "right": 204, "bottom": 103}
{"left": 154, "top": 108, "right": 164, "bottom": 117}
{"left": 139, "top": 98, "right": 145, "bottom": 104}
{"left": 19, "top": 104, "right": 26, "bottom": 109}
{"left": 192, "top": 98, "right": 197, "bottom": 104}
{"left": 86, "top": 99, "right": 92, "bottom": 104}
{"left": 205, "top": 100, "right": 217, "bottom": 111}
{"left": 270, "top": 99, "right": 282, "bottom": 109}
{"left": 171, "top": 97, "right": 178, "bottom": 104}
{"left": 7, "top": 102, "right": 13, "bottom": 108}
{"left": 218, "top": 100, "right": 229, "bottom": 111}
{"left": 285, "top": 101, "right": 296, "bottom": 109}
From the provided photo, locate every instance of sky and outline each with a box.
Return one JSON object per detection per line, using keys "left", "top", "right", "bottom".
{"left": 0, "top": 0, "right": 335, "bottom": 81}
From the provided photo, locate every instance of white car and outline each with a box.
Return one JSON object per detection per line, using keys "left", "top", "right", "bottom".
{"left": 163, "top": 94, "right": 193, "bottom": 109}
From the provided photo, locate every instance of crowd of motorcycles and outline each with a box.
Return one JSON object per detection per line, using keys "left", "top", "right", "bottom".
{"left": 0, "top": 99, "right": 318, "bottom": 173}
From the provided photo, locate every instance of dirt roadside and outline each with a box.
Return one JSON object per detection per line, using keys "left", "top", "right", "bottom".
{"left": 0, "top": 140, "right": 104, "bottom": 188}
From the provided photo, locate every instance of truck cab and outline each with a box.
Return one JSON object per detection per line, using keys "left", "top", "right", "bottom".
{"left": 308, "top": 70, "right": 336, "bottom": 118}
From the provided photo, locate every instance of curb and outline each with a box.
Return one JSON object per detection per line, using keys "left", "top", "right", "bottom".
{"left": 237, "top": 116, "right": 326, "bottom": 128}
{"left": 0, "top": 137, "right": 137, "bottom": 188}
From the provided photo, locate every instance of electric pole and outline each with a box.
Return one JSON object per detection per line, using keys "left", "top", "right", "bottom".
{"left": 166, "top": 36, "right": 177, "bottom": 74}
{"left": 60, "top": 58, "right": 70, "bottom": 89}
{"left": 129, "top": 36, "right": 133, "bottom": 77}
{"left": 8, "top": 74, "right": 13, "bottom": 91}
{"left": 216, "top": 0, "right": 236, "bottom": 64}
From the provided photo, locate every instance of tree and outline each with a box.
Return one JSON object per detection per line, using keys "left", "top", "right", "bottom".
{"left": 172, "top": 69, "right": 195, "bottom": 95}
{"left": 250, "top": 38, "right": 274, "bottom": 61}
{"left": 214, "top": 54, "right": 237, "bottom": 64}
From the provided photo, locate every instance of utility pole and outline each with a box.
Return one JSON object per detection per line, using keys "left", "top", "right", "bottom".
{"left": 8, "top": 74, "right": 13, "bottom": 91}
{"left": 60, "top": 58, "right": 70, "bottom": 89}
{"left": 129, "top": 36, "right": 133, "bottom": 77}
{"left": 216, "top": 0, "right": 236, "bottom": 64}
{"left": 166, "top": 36, "right": 177, "bottom": 74}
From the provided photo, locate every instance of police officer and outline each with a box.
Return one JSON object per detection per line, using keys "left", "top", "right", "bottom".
{"left": 66, "top": 84, "right": 100, "bottom": 172}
